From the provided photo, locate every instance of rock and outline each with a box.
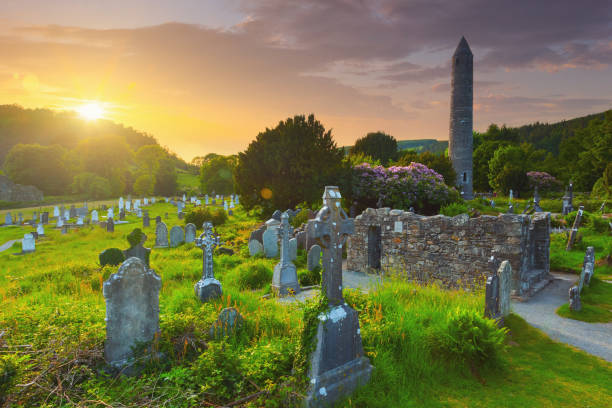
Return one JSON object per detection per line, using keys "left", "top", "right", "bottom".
{"left": 209, "top": 307, "right": 244, "bottom": 339}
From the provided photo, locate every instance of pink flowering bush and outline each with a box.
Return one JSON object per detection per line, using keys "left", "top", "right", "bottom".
{"left": 351, "top": 162, "right": 460, "bottom": 214}
{"left": 526, "top": 171, "right": 561, "bottom": 192}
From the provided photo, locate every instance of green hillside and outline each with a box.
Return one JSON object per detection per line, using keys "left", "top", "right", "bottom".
{"left": 343, "top": 139, "right": 448, "bottom": 155}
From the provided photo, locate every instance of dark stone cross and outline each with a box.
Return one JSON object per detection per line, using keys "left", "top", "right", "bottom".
{"left": 308, "top": 186, "right": 354, "bottom": 305}
{"left": 123, "top": 231, "right": 151, "bottom": 268}
{"left": 194, "top": 222, "right": 223, "bottom": 302}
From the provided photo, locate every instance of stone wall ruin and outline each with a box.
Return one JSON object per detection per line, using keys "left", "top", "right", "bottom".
{"left": 346, "top": 208, "right": 551, "bottom": 298}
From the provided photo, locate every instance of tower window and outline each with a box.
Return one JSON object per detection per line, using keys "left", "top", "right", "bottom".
{"left": 463, "top": 172, "right": 467, "bottom": 182}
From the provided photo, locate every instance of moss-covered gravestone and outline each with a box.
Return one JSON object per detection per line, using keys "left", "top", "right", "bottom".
{"left": 103, "top": 257, "right": 161, "bottom": 374}
{"left": 99, "top": 248, "right": 125, "bottom": 267}
{"left": 123, "top": 229, "right": 151, "bottom": 269}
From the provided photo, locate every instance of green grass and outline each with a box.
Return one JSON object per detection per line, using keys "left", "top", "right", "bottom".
{"left": 550, "top": 229, "right": 611, "bottom": 273}
{"left": 177, "top": 169, "right": 200, "bottom": 192}
{"left": 0, "top": 202, "right": 611, "bottom": 407}
{"left": 556, "top": 278, "right": 612, "bottom": 323}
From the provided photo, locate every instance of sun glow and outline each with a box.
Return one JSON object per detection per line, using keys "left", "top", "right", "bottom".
{"left": 76, "top": 102, "right": 104, "bottom": 120}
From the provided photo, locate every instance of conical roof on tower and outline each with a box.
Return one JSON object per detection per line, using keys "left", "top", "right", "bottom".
{"left": 453, "top": 36, "right": 472, "bottom": 56}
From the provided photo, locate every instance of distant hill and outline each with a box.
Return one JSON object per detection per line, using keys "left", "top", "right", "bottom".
{"left": 0, "top": 104, "right": 190, "bottom": 169}
{"left": 500, "top": 110, "right": 609, "bottom": 155}
{"left": 342, "top": 139, "right": 448, "bottom": 155}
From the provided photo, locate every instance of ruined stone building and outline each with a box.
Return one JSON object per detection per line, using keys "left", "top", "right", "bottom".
{"left": 449, "top": 36, "right": 474, "bottom": 200}
{"left": 0, "top": 175, "right": 43, "bottom": 202}
{"left": 346, "top": 208, "right": 551, "bottom": 299}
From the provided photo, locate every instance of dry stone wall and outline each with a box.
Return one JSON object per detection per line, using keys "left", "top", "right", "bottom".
{"left": 347, "top": 208, "right": 551, "bottom": 297}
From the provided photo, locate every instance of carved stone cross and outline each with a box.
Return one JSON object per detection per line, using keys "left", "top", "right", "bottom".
{"left": 195, "top": 222, "right": 221, "bottom": 280}
{"left": 308, "top": 186, "right": 354, "bottom": 305}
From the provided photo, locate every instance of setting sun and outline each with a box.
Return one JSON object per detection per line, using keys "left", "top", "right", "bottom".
{"left": 76, "top": 102, "right": 104, "bottom": 120}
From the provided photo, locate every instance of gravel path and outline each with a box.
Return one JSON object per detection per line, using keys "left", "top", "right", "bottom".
{"left": 512, "top": 272, "right": 612, "bottom": 362}
{"left": 0, "top": 239, "right": 20, "bottom": 253}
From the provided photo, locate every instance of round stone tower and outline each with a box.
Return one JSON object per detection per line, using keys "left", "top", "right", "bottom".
{"left": 449, "top": 36, "right": 474, "bottom": 200}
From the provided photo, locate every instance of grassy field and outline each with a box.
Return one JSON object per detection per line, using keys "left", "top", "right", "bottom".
{"left": 556, "top": 277, "right": 612, "bottom": 323}
{"left": 0, "top": 201, "right": 611, "bottom": 407}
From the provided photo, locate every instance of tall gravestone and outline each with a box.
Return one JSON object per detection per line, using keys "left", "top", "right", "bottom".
{"left": 69, "top": 205, "right": 77, "bottom": 219}
{"left": 91, "top": 210, "right": 99, "bottom": 223}
{"left": 185, "top": 223, "right": 196, "bottom": 243}
{"left": 107, "top": 217, "right": 115, "bottom": 232}
{"left": 53, "top": 206, "right": 60, "bottom": 218}
{"left": 142, "top": 212, "right": 150, "bottom": 228}
{"left": 307, "top": 245, "right": 322, "bottom": 271}
{"left": 194, "top": 222, "right": 222, "bottom": 302}
{"left": 272, "top": 212, "right": 300, "bottom": 296}
{"left": 566, "top": 206, "right": 584, "bottom": 251}
{"left": 305, "top": 186, "right": 372, "bottom": 406}
{"left": 103, "top": 257, "right": 161, "bottom": 372}
{"left": 263, "top": 218, "right": 280, "bottom": 258}
{"left": 154, "top": 221, "right": 169, "bottom": 248}
{"left": 169, "top": 226, "right": 184, "bottom": 247}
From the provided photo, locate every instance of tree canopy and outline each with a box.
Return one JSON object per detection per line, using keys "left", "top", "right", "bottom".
{"left": 200, "top": 155, "right": 236, "bottom": 195}
{"left": 234, "top": 114, "right": 346, "bottom": 214}
{"left": 350, "top": 131, "right": 398, "bottom": 165}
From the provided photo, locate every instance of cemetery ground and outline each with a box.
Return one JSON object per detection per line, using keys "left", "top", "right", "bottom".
{"left": 0, "top": 201, "right": 611, "bottom": 407}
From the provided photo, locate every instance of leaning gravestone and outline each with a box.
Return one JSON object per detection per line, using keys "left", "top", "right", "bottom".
{"left": 497, "top": 260, "right": 512, "bottom": 318}
{"left": 566, "top": 206, "right": 584, "bottom": 251}
{"left": 154, "top": 221, "right": 169, "bottom": 248}
{"left": 248, "top": 239, "right": 263, "bottom": 256}
{"left": 169, "top": 226, "right": 185, "bottom": 247}
{"left": 21, "top": 233, "right": 35, "bottom": 253}
{"left": 209, "top": 307, "right": 244, "bottom": 339}
{"left": 305, "top": 186, "right": 372, "bottom": 406}
{"left": 103, "top": 257, "right": 162, "bottom": 373}
{"left": 99, "top": 248, "right": 126, "bottom": 267}
{"left": 107, "top": 217, "right": 115, "bottom": 232}
{"left": 185, "top": 223, "right": 196, "bottom": 243}
{"left": 307, "top": 244, "right": 322, "bottom": 271}
{"left": 123, "top": 229, "right": 151, "bottom": 268}
{"left": 194, "top": 222, "right": 222, "bottom": 302}
{"left": 271, "top": 212, "right": 300, "bottom": 296}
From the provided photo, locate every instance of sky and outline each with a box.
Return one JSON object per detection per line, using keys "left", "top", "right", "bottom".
{"left": 1, "top": 0, "right": 611, "bottom": 161}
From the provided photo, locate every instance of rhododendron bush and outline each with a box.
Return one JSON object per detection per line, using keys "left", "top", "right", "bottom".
{"left": 351, "top": 162, "right": 460, "bottom": 214}
{"left": 526, "top": 171, "right": 561, "bottom": 192}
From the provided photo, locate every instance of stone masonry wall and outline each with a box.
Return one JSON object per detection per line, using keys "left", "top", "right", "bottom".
{"left": 346, "top": 208, "right": 550, "bottom": 297}
{"left": 0, "top": 175, "right": 43, "bottom": 202}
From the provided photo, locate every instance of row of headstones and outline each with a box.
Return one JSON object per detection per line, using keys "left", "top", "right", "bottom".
{"left": 103, "top": 186, "right": 371, "bottom": 405}
{"left": 118, "top": 196, "right": 155, "bottom": 212}
{"left": 154, "top": 221, "right": 197, "bottom": 247}
{"left": 569, "top": 247, "right": 595, "bottom": 311}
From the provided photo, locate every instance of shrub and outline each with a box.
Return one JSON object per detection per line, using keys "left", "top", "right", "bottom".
{"left": 99, "top": 248, "right": 125, "bottom": 267}
{"left": 185, "top": 207, "right": 227, "bottom": 228}
{"left": 298, "top": 267, "right": 321, "bottom": 287}
{"left": 235, "top": 260, "right": 273, "bottom": 290}
{"left": 0, "top": 355, "right": 20, "bottom": 400}
{"left": 527, "top": 171, "right": 561, "bottom": 193}
{"left": 564, "top": 210, "right": 609, "bottom": 234}
{"left": 290, "top": 208, "right": 310, "bottom": 228}
{"left": 352, "top": 162, "right": 460, "bottom": 215}
{"left": 431, "top": 309, "right": 507, "bottom": 368}
{"left": 192, "top": 342, "right": 245, "bottom": 402}
{"left": 440, "top": 202, "right": 469, "bottom": 217}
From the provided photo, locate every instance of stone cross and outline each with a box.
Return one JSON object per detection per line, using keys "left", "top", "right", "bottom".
{"left": 194, "top": 222, "right": 222, "bottom": 302}
{"left": 308, "top": 186, "right": 354, "bottom": 305}
{"left": 272, "top": 211, "right": 299, "bottom": 296}
{"left": 123, "top": 230, "right": 151, "bottom": 268}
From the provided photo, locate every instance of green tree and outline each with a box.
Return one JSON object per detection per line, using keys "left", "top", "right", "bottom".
{"left": 71, "top": 172, "right": 112, "bottom": 199}
{"left": 3, "top": 143, "right": 71, "bottom": 195}
{"left": 134, "top": 174, "right": 154, "bottom": 196}
{"left": 488, "top": 144, "right": 547, "bottom": 196}
{"left": 154, "top": 158, "right": 178, "bottom": 196}
{"left": 200, "top": 155, "right": 236, "bottom": 195}
{"left": 234, "top": 114, "right": 346, "bottom": 213}
{"left": 350, "top": 131, "right": 398, "bottom": 165}
{"left": 472, "top": 140, "right": 508, "bottom": 192}
{"left": 73, "top": 136, "right": 134, "bottom": 179}
{"left": 135, "top": 144, "right": 166, "bottom": 174}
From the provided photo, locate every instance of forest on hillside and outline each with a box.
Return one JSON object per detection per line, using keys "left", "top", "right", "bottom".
{"left": 0, "top": 105, "right": 196, "bottom": 198}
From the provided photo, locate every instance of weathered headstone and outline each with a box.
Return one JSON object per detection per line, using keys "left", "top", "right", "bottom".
{"left": 4, "top": 212, "right": 12, "bottom": 225}
{"left": 194, "top": 222, "right": 222, "bottom": 302}
{"left": 106, "top": 217, "right": 115, "bottom": 232}
{"left": 263, "top": 218, "right": 280, "bottom": 258}
{"left": 185, "top": 223, "right": 196, "bottom": 243}
{"left": 123, "top": 229, "right": 151, "bottom": 268}
{"left": 305, "top": 186, "right": 371, "bottom": 406}
{"left": 209, "top": 307, "right": 243, "bottom": 339}
{"left": 484, "top": 274, "right": 500, "bottom": 320}
{"left": 22, "top": 233, "right": 35, "bottom": 253}
{"left": 56, "top": 217, "right": 64, "bottom": 228}
{"left": 142, "top": 213, "right": 150, "bottom": 228}
{"left": 497, "top": 260, "right": 512, "bottom": 318}
{"left": 569, "top": 286, "right": 581, "bottom": 311}
{"left": 307, "top": 244, "right": 322, "bottom": 271}
{"left": 272, "top": 212, "right": 300, "bottom": 296}
{"left": 41, "top": 212, "right": 49, "bottom": 224}
{"left": 566, "top": 205, "right": 584, "bottom": 251}
{"left": 562, "top": 183, "right": 574, "bottom": 215}
{"left": 169, "top": 226, "right": 185, "bottom": 247}
{"left": 119, "top": 197, "right": 124, "bottom": 210}
{"left": 178, "top": 211, "right": 184, "bottom": 220}
{"left": 91, "top": 210, "right": 99, "bottom": 223}
{"left": 107, "top": 207, "right": 114, "bottom": 220}
{"left": 53, "top": 206, "right": 60, "bottom": 218}
{"left": 249, "top": 225, "right": 266, "bottom": 244}
{"left": 154, "top": 221, "right": 169, "bottom": 248}
{"left": 120, "top": 209, "right": 126, "bottom": 221}
{"left": 583, "top": 247, "right": 595, "bottom": 287}
{"left": 296, "top": 230, "right": 307, "bottom": 249}
{"left": 69, "top": 205, "right": 77, "bottom": 219}
{"left": 64, "top": 209, "right": 70, "bottom": 221}
{"left": 155, "top": 216, "right": 161, "bottom": 224}
{"left": 77, "top": 216, "right": 84, "bottom": 226}
{"left": 248, "top": 239, "right": 263, "bottom": 256}
{"left": 288, "top": 237, "right": 297, "bottom": 261}
{"left": 103, "top": 257, "right": 161, "bottom": 372}
{"left": 36, "top": 223, "right": 44, "bottom": 236}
